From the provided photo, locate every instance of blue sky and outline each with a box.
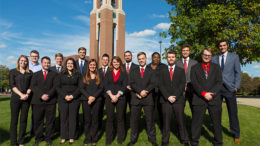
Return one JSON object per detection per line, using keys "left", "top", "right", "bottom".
{"left": 0, "top": 0, "right": 259, "bottom": 77}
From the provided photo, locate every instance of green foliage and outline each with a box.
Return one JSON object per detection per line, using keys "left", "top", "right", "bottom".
{"left": 239, "top": 72, "right": 260, "bottom": 95}
{"left": 161, "top": 0, "right": 260, "bottom": 64}
{"left": 0, "top": 65, "right": 10, "bottom": 92}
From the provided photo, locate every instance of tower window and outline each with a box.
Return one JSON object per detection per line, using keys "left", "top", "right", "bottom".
{"left": 111, "top": 0, "right": 115, "bottom": 8}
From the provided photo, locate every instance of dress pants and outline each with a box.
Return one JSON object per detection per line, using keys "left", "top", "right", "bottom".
{"left": 191, "top": 104, "right": 222, "bottom": 146}
{"left": 162, "top": 103, "right": 189, "bottom": 144}
{"left": 221, "top": 86, "right": 240, "bottom": 138}
{"left": 153, "top": 89, "right": 163, "bottom": 131}
{"left": 185, "top": 83, "right": 194, "bottom": 113}
{"left": 130, "top": 104, "right": 156, "bottom": 144}
{"left": 58, "top": 101, "right": 79, "bottom": 139}
{"left": 33, "top": 104, "right": 56, "bottom": 142}
{"left": 105, "top": 97, "right": 126, "bottom": 144}
{"left": 82, "top": 100, "right": 102, "bottom": 144}
{"left": 10, "top": 100, "right": 30, "bottom": 145}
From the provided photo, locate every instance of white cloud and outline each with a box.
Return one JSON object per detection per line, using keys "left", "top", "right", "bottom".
{"left": 84, "top": 0, "right": 92, "bottom": 4}
{"left": 154, "top": 22, "right": 171, "bottom": 31}
{"left": 252, "top": 65, "right": 260, "bottom": 69}
{"left": 0, "top": 44, "right": 7, "bottom": 49}
{"left": 0, "top": 19, "right": 13, "bottom": 28}
{"left": 6, "top": 56, "right": 17, "bottom": 66}
{"left": 74, "top": 15, "right": 90, "bottom": 25}
{"left": 128, "top": 29, "right": 156, "bottom": 37}
{"left": 151, "top": 14, "right": 168, "bottom": 18}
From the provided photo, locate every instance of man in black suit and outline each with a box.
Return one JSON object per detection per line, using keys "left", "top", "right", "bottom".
{"left": 76, "top": 47, "right": 88, "bottom": 75}
{"left": 124, "top": 51, "right": 138, "bottom": 112}
{"left": 128, "top": 52, "right": 157, "bottom": 146}
{"left": 159, "top": 51, "right": 189, "bottom": 146}
{"left": 176, "top": 45, "right": 198, "bottom": 112}
{"left": 97, "top": 53, "right": 110, "bottom": 130}
{"left": 30, "top": 56, "right": 58, "bottom": 146}
{"left": 190, "top": 48, "right": 223, "bottom": 146}
{"left": 50, "top": 53, "right": 63, "bottom": 73}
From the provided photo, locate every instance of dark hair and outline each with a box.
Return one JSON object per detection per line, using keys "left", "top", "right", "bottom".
{"left": 109, "top": 56, "right": 125, "bottom": 72}
{"left": 181, "top": 44, "right": 191, "bottom": 51}
{"left": 30, "top": 50, "right": 39, "bottom": 56}
{"left": 102, "top": 53, "right": 110, "bottom": 59}
{"left": 55, "top": 53, "right": 63, "bottom": 59}
{"left": 201, "top": 47, "right": 213, "bottom": 55}
{"left": 137, "top": 52, "right": 146, "bottom": 57}
{"left": 41, "top": 56, "right": 51, "bottom": 63}
{"left": 16, "top": 55, "right": 30, "bottom": 73}
{"left": 124, "top": 50, "right": 132, "bottom": 56}
{"left": 61, "top": 58, "right": 78, "bottom": 74}
{"left": 167, "top": 50, "right": 177, "bottom": 57}
{"left": 152, "top": 52, "right": 160, "bottom": 58}
{"left": 217, "top": 39, "right": 229, "bottom": 47}
{"left": 78, "top": 47, "right": 86, "bottom": 53}
{"left": 83, "top": 59, "right": 101, "bottom": 85}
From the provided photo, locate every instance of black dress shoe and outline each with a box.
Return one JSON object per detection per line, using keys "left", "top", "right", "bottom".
{"left": 152, "top": 142, "right": 158, "bottom": 146}
{"left": 161, "top": 142, "right": 168, "bottom": 146}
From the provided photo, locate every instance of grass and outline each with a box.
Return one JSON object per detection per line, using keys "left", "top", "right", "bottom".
{"left": 0, "top": 96, "right": 260, "bottom": 146}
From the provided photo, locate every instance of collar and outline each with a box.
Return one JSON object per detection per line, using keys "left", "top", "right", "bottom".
{"left": 221, "top": 51, "right": 228, "bottom": 57}
{"left": 56, "top": 65, "right": 62, "bottom": 68}
{"left": 42, "top": 69, "right": 49, "bottom": 73}
{"left": 168, "top": 64, "right": 176, "bottom": 70}
{"left": 30, "top": 61, "right": 40, "bottom": 66}
{"left": 139, "top": 65, "right": 146, "bottom": 70}
{"left": 126, "top": 61, "right": 132, "bottom": 66}
{"left": 182, "top": 57, "right": 190, "bottom": 62}
{"left": 79, "top": 58, "right": 85, "bottom": 62}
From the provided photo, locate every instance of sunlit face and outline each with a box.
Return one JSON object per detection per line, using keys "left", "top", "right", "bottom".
{"left": 78, "top": 50, "right": 86, "bottom": 59}
{"left": 219, "top": 42, "right": 228, "bottom": 54}
{"left": 182, "top": 47, "right": 190, "bottom": 58}
{"left": 102, "top": 57, "right": 109, "bottom": 67}
{"left": 167, "top": 53, "right": 176, "bottom": 66}
{"left": 152, "top": 54, "right": 160, "bottom": 65}
{"left": 112, "top": 59, "right": 120, "bottom": 70}
{"left": 41, "top": 58, "right": 51, "bottom": 70}
{"left": 30, "top": 52, "right": 39, "bottom": 63}
{"left": 124, "top": 52, "right": 132, "bottom": 63}
{"left": 89, "top": 61, "right": 96, "bottom": 72}
{"left": 66, "top": 60, "right": 74, "bottom": 71}
{"left": 138, "top": 54, "right": 147, "bottom": 67}
{"left": 19, "top": 57, "right": 28, "bottom": 69}
{"left": 202, "top": 50, "right": 212, "bottom": 63}
{"left": 55, "top": 56, "right": 63, "bottom": 66}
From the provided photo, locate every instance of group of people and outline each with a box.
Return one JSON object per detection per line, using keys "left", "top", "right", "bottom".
{"left": 9, "top": 40, "right": 241, "bottom": 146}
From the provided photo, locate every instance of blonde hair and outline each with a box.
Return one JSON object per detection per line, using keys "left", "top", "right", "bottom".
{"left": 16, "top": 55, "right": 30, "bottom": 73}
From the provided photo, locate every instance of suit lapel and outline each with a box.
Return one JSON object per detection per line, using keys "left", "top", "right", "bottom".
{"left": 187, "top": 59, "right": 192, "bottom": 74}
{"left": 198, "top": 64, "right": 207, "bottom": 80}
{"left": 208, "top": 63, "right": 214, "bottom": 79}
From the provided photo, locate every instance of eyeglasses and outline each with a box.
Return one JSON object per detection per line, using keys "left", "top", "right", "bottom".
{"left": 30, "top": 56, "right": 39, "bottom": 58}
{"left": 202, "top": 54, "right": 212, "bottom": 57}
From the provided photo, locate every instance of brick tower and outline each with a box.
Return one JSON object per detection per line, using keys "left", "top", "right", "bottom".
{"left": 90, "top": 0, "right": 125, "bottom": 65}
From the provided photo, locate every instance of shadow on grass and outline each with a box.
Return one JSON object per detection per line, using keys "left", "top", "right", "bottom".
{"left": 0, "top": 97, "right": 10, "bottom": 102}
{"left": 0, "top": 128, "right": 9, "bottom": 144}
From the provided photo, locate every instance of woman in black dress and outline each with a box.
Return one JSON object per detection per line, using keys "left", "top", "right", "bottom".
{"left": 104, "top": 56, "right": 128, "bottom": 145}
{"left": 81, "top": 59, "right": 103, "bottom": 146}
{"left": 56, "top": 58, "right": 81, "bottom": 144}
{"left": 9, "top": 55, "right": 33, "bottom": 146}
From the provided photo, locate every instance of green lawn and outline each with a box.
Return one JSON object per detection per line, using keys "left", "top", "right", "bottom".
{"left": 0, "top": 96, "right": 260, "bottom": 146}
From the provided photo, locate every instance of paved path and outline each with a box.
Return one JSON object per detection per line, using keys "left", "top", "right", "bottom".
{"left": 237, "top": 98, "right": 260, "bottom": 108}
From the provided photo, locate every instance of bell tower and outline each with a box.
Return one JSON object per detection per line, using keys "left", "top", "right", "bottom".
{"left": 90, "top": 0, "right": 125, "bottom": 64}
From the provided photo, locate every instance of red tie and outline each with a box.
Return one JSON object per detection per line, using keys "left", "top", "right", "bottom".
{"left": 170, "top": 67, "right": 173, "bottom": 81}
{"left": 184, "top": 59, "right": 187, "bottom": 73}
{"left": 126, "top": 63, "right": 130, "bottom": 73}
{"left": 44, "top": 70, "right": 47, "bottom": 80}
{"left": 103, "top": 67, "right": 106, "bottom": 77}
{"left": 141, "top": 67, "right": 144, "bottom": 78}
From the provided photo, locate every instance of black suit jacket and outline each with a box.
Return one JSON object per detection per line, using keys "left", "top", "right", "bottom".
{"left": 124, "top": 62, "right": 138, "bottom": 86}
{"left": 103, "top": 70, "right": 128, "bottom": 100}
{"left": 80, "top": 79, "right": 104, "bottom": 102}
{"left": 50, "top": 66, "right": 63, "bottom": 73}
{"left": 98, "top": 67, "right": 109, "bottom": 82}
{"left": 129, "top": 66, "right": 156, "bottom": 106}
{"left": 56, "top": 73, "right": 82, "bottom": 103}
{"left": 30, "top": 70, "right": 58, "bottom": 104}
{"left": 76, "top": 59, "right": 88, "bottom": 75}
{"left": 190, "top": 63, "right": 222, "bottom": 105}
{"left": 159, "top": 65, "right": 186, "bottom": 104}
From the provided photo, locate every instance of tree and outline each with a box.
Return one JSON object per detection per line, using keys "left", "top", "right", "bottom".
{"left": 0, "top": 65, "right": 10, "bottom": 93}
{"left": 161, "top": 0, "right": 260, "bottom": 64}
